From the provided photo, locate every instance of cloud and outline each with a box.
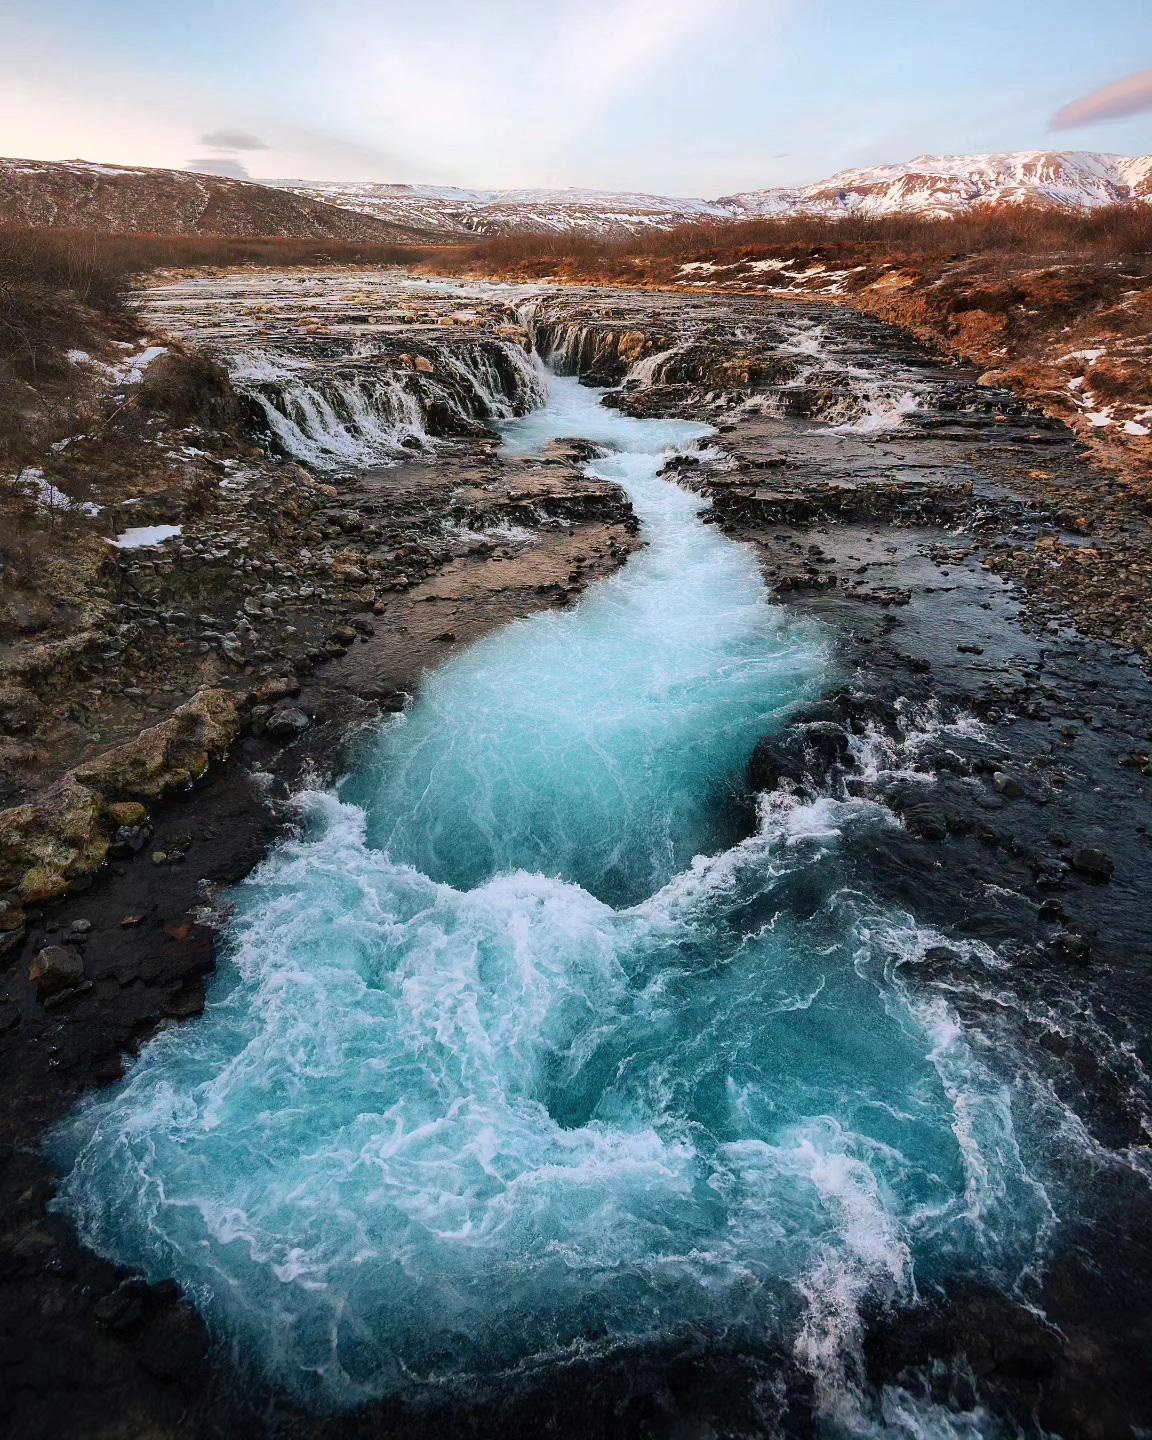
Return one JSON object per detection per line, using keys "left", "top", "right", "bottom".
{"left": 199, "top": 128, "right": 270, "bottom": 151}
{"left": 298, "top": 0, "right": 757, "bottom": 185}
{"left": 185, "top": 156, "right": 252, "bottom": 179}
{"left": 1051, "top": 69, "right": 1152, "bottom": 129}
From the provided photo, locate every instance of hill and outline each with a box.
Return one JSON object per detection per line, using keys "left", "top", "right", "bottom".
{"left": 0, "top": 158, "right": 445, "bottom": 242}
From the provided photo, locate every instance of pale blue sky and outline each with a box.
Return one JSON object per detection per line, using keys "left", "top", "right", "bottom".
{"left": 4, "top": 1, "right": 1151, "bottom": 194}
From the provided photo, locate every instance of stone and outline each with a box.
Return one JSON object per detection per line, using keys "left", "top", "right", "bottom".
{"left": 903, "top": 806, "right": 949, "bottom": 842}
{"left": 748, "top": 720, "right": 850, "bottom": 794}
{"left": 29, "top": 945, "right": 84, "bottom": 999}
{"left": 110, "top": 823, "right": 151, "bottom": 857}
{"left": 0, "top": 925, "right": 26, "bottom": 958}
{"left": 93, "top": 1280, "right": 147, "bottom": 1332}
{"left": 265, "top": 707, "right": 312, "bottom": 740}
{"left": 1070, "top": 847, "right": 1115, "bottom": 881}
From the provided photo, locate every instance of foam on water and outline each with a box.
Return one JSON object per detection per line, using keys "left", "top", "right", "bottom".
{"left": 234, "top": 340, "right": 546, "bottom": 470}
{"left": 52, "top": 371, "right": 1052, "bottom": 1431}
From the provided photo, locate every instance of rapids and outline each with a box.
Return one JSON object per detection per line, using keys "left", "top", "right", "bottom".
{"left": 51, "top": 368, "right": 1053, "bottom": 1435}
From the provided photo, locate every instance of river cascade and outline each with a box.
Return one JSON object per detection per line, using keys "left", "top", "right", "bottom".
{"left": 232, "top": 338, "right": 548, "bottom": 470}
{"left": 52, "top": 355, "right": 1065, "bottom": 1437}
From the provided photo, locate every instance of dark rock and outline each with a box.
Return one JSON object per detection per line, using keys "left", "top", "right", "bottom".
{"left": 1052, "top": 930, "right": 1093, "bottom": 961}
{"left": 1069, "top": 847, "right": 1115, "bottom": 882}
{"left": 109, "top": 823, "right": 151, "bottom": 858}
{"left": 92, "top": 1279, "right": 147, "bottom": 1332}
{"left": 29, "top": 945, "right": 84, "bottom": 999}
{"left": 0, "top": 924, "right": 26, "bottom": 958}
{"left": 265, "top": 707, "right": 312, "bottom": 740}
{"left": 1031, "top": 855, "right": 1069, "bottom": 889}
{"left": 748, "top": 721, "right": 850, "bottom": 793}
{"left": 902, "top": 805, "right": 949, "bottom": 841}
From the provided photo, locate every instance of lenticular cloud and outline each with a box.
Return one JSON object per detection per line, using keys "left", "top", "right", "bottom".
{"left": 1051, "top": 68, "right": 1152, "bottom": 129}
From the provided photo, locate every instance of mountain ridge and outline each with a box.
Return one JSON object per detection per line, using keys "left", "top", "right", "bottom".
{"left": 275, "top": 151, "right": 1152, "bottom": 237}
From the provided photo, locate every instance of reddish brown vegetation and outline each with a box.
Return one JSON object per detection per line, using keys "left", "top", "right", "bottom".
{"left": 436, "top": 203, "right": 1152, "bottom": 271}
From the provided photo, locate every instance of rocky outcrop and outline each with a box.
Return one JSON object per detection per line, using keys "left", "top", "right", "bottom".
{"left": 0, "top": 688, "right": 243, "bottom": 935}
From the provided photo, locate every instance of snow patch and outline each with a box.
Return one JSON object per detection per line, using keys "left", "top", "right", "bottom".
{"left": 109, "top": 524, "right": 183, "bottom": 548}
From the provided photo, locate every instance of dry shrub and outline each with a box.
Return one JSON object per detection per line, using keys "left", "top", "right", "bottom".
{"left": 1086, "top": 357, "right": 1144, "bottom": 401}
{"left": 948, "top": 309, "right": 1010, "bottom": 353}
{"left": 0, "top": 228, "right": 131, "bottom": 381}
{"left": 443, "top": 203, "right": 1152, "bottom": 274}
{"left": 135, "top": 349, "right": 246, "bottom": 430}
{"left": 37, "top": 230, "right": 442, "bottom": 273}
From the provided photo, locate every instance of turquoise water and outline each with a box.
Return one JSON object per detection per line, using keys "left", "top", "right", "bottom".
{"left": 51, "top": 372, "right": 1050, "bottom": 1432}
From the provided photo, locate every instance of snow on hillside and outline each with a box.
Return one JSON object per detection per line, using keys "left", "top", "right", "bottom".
{"left": 270, "top": 180, "right": 731, "bottom": 237}
{"left": 722, "top": 151, "right": 1152, "bottom": 219}
{"left": 277, "top": 152, "right": 1152, "bottom": 238}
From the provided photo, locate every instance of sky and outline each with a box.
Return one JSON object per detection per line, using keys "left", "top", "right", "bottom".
{"left": 3, "top": 0, "right": 1152, "bottom": 196}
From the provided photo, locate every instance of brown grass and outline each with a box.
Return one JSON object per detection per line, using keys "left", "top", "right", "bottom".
{"left": 0, "top": 226, "right": 448, "bottom": 373}
{"left": 440, "top": 203, "right": 1152, "bottom": 271}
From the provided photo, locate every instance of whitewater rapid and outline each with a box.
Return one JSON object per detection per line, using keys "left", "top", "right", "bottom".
{"left": 51, "top": 369, "right": 1051, "bottom": 1435}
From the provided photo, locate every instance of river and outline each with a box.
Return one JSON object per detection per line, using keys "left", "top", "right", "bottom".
{"left": 49, "top": 360, "right": 1061, "bottom": 1438}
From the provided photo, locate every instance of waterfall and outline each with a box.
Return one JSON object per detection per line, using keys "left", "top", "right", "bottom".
{"left": 232, "top": 338, "right": 547, "bottom": 470}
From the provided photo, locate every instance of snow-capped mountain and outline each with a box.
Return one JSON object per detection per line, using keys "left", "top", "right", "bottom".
{"left": 720, "top": 151, "right": 1152, "bottom": 220}
{"left": 276, "top": 152, "right": 1152, "bottom": 237}
{"left": 4, "top": 151, "right": 1149, "bottom": 244}
{"left": 268, "top": 181, "right": 732, "bottom": 238}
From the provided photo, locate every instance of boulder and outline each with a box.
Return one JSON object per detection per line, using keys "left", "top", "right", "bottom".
{"left": 0, "top": 689, "right": 243, "bottom": 922}
{"left": 265, "top": 706, "right": 312, "bottom": 740}
{"left": 748, "top": 721, "right": 851, "bottom": 794}
{"left": 1070, "top": 847, "right": 1115, "bottom": 882}
{"left": 29, "top": 945, "right": 85, "bottom": 999}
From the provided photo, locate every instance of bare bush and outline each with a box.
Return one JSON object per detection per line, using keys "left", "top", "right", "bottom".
{"left": 439, "top": 203, "right": 1152, "bottom": 273}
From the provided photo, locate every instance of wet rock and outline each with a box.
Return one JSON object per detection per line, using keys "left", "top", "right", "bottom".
{"left": 902, "top": 805, "right": 949, "bottom": 841}
{"left": 748, "top": 720, "right": 850, "bottom": 793}
{"left": 29, "top": 944, "right": 84, "bottom": 999}
{"left": 1069, "top": 846, "right": 1115, "bottom": 882}
{"left": 264, "top": 706, "right": 312, "bottom": 740}
{"left": 1032, "top": 855, "right": 1069, "bottom": 888}
{"left": 359, "top": 684, "right": 407, "bottom": 711}
{"left": 1052, "top": 930, "right": 1094, "bottom": 961}
{"left": 109, "top": 822, "right": 151, "bottom": 858}
{"left": 92, "top": 1279, "right": 147, "bottom": 1332}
